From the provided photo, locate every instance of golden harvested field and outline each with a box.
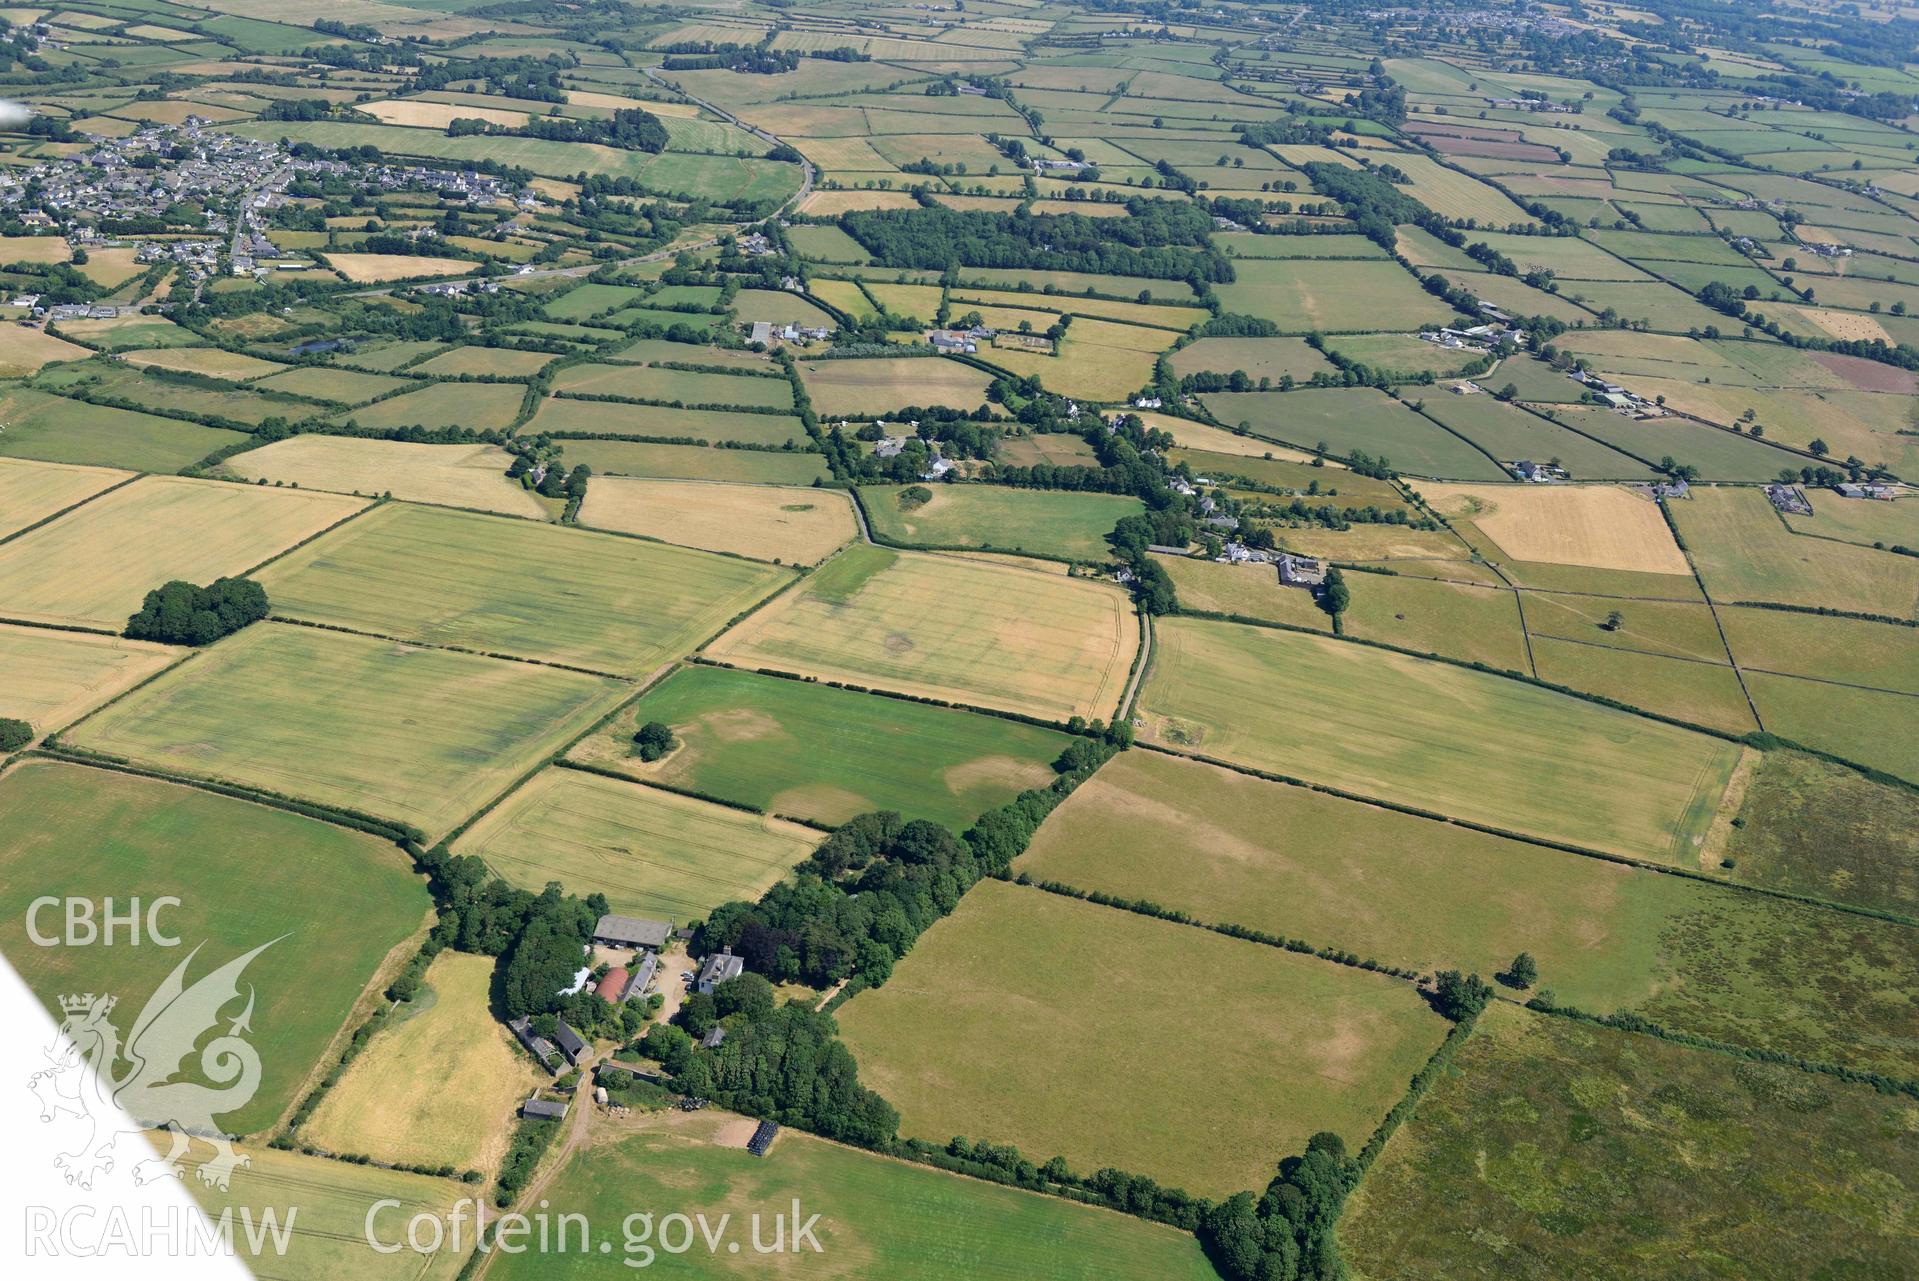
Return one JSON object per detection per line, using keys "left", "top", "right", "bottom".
{"left": 976, "top": 317, "right": 1178, "bottom": 401}
{"left": 0, "top": 322, "right": 88, "bottom": 376}
{"left": 224, "top": 436, "right": 547, "bottom": 517}
{"left": 794, "top": 189, "right": 919, "bottom": 215}
{"left": 452, "top": 767, "right": 819, "bottom": 920}
{"left": 0, "top": 235, "right": 70, "bottom": 265}
{"left": 705, "top": 543, "right": 1138, "bottom": 722}
{"left": 567, "top": 89, "right": 700, "bottom": 115}
{"left": 304, "top": 953, "right": 541, "bottom": 1176}
{"left": 0, "top": 476, "right": 365, "bottom": 629}
{"left": 798, "top": 356, "right": 996, "bottom": 415}
{"left": 118, "top": 345, "right": 286, "bottom": 380}
{"left": 1417, "top": 482, "right": 1691, "bottom": 575}
{"left": 576, "top": 476, "right": 857, "bottom": 565}
{"left": 0, "top": 456, "right": 128, "bottom": 538}
{"left": 322, "top": 253, "right": 477, "bottom": 283}
{"left": 1795, "top": 305, "right": 1893, "bottom": 344}
{"left": 0, "top": 623, "right": 179, "bottom": 736}
{"left": 361, "top": 98, "right": 531, "bottom": 129}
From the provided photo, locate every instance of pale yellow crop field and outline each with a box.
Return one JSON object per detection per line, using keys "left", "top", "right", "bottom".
{"left": 304, "top": 953, "right": 541, "bottom": 1177}
{"left": 360, "top": 98, "right": 531, "bottom": 129}
{"left": 223, "top": 436, "right": 547, "bottom": 517}
{"left": 0, "top": 624, "right": 179, "bottom": 737}
{"left": 0, "top": 476, "right": 366, "bottom": 629}
{"left": 118, "top": 346, "right": 287, "bottom": 380}
{"left": 453, "top": 767, "right": 820, "bottom": 921}
{"left": 322, "top": 253, "right": 476, "bottom": 283}
{"left": 0, "top": 323, "right": 89, "bottom": 376}
{"left": 0, "top": 236, "right": 70, "bottom": 265}
{"left": 577, "top": 477, "right": 857, "bottom": 565}
{"left": 705, "top": 543, "right": 1138, "bottom": 721}
{"left": 0, "top": 457, "right": 129, "bottom": 538}
{"left": 1417, "top": 482, "right": 1691, "bottom": 575}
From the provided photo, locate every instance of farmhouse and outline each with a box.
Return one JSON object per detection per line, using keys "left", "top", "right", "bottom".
{"left": 622, "top": 953, "right": 658, "bottom": 1001}
{"left": 1765, "top": 484, "right": 1814, "bottom": 515}
{"left": 1511, "top": 460, "right": 1568, "bottom": 484}
{"left": 929, "top": 329, "right": 977, "bottom": 354}
{"left": 522, "top": 1097, "right": 567, "bottom": 1121}
{"left": 696, "top": 948, "right": 744, "bottom": 994}
{"left": 594, "top": 913, "right": 672, "bottom": 951}
{"left": 1277, "top": 553, "right": 1326, "bottom": 587}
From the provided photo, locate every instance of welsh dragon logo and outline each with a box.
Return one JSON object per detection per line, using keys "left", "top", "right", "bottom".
{"left": 27, "top": 939, "right": 278, "bottom": 1192}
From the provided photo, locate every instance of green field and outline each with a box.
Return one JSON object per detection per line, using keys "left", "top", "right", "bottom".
{"left": 258, "top": 503, "right": 790, "bottom": 676}
{"left": 1340, "top": 1003, "right": 1919, "bottom": 1281}
{"left": 183, "top": 1144, "right": 467, "bottom": 1281}
{"left": 490, "top": 1111, "right": 1220, "bottom": 1281}
{"left": 1671, "top": 487, "right": 1919, "bottom": 617}
{"left": 525, "top": 397, "right": 808, "bottom": 447}
{"left": 555, "top": 439, "right": 830, "bottom": 484}
{"left": 859, "top": 485, "right": 1143, "bottom": 561}
{"left": 1169, "top": 335, "right": 1335, "bottom": 381}
{"left": 1211, "top": 258, "right": 1447, "bottom": 332}
{"left": 1340, "top": 574, "right": 1529, "bottom": 671}
{"left": 1139, "top": 617, "right": 1742, "bottom": 862}
{"left": 336, "top": 381, "right": 526, "bottom": 433}
{"left": 1529, "top": 636, "right": 1759, "bottom": 736}
{"left": 67, "top": 624, "right": 624, "bottom": 839}
{"left": 839, "top": 880, "right": 1449, "bottom": 1198}
{"left": 1200, "top": 388, "right": 1508, "bottom": 479}
{"left": 570, "top": 664, "right": 1070, "bottom": 828}
{"left": 1412, "top": 395, "right": 1658, "bottom": 481}
{"left": 0, "top": 386, "right": 246, "bottom": 473}
{"left": 551, "top": 363, "right": 795, "bottom": 410}
{"left": 452, "top": 767, "right": 818, "bottom": 921}
{"left": 1015, "top": 749, "right": 1919, "bottom": 1075}
{"left": 0, "top": 760, "right": 427, "bottom": 1135}
{"left": 705, "top": 544, "right": 1138, "bottom": 722}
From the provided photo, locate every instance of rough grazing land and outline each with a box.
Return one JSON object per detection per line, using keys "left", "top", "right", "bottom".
{"left": 1139, "top": 618, "right": 1741, "bottom": 862}
{"left": 0, "top": 760, "right": 427, "bottom": 1136}
{"left": 68, "top": 624, "right": 624, "bottom": 840}
{"left": 0, "top": 476, "right": 365, "bottom": 629}
{"left": 1340, "top": 1003, "right": 1919, "bottom": 1281}
{"left": 452, "top": 767, "right": 818, "bottom": 921}
{"left": 1417, "top": 482, "right": 1691, "bottom": 575}
{"left": 304, "top": 952, "right": 541, "bottom": 1176}
{"left": 491, "top": 1109, "right": 1220, "bottom": 1281}
{"left": 258, "top": 503, "right": 790, "bottom": 675}
{"left": 705, "top": 544, "right": 1138, "bottom": 722}
{"left": 837, "top": 880, "right": 1449, "bottom": 1199}
{"left": 570, "top": 664, "right": 1068, "bottom": 829}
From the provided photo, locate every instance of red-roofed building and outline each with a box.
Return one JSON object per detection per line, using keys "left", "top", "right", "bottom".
{"left": 594, "top": 968, "right": 629, "bottom": 1002}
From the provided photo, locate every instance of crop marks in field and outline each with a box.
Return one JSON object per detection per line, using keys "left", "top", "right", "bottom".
{"left": 67, "top": 624, "right": 624, "bottom": 839}
{"left": 704, "top": 544, "right": 1138, "bottom": 722}
{"left": 570, "top": 664, "right": 1069, "bottom": 829}
{"left": 453, "top": 767, "right": 819, "bottom": 921}
{"left": 1139, "top": 617, "right": 1741, "bottom": 862}
{"left": 837, "top": 880, "right": 1449, "bottom": 1199}
{"left": 258, "top": 503, "right": 791, "bottom": 675}
{"left": 577, "top": 477, "right": 856, "bottom": 566}
{"left": 0, "top": 476, "right": 365, "bottom": 630}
